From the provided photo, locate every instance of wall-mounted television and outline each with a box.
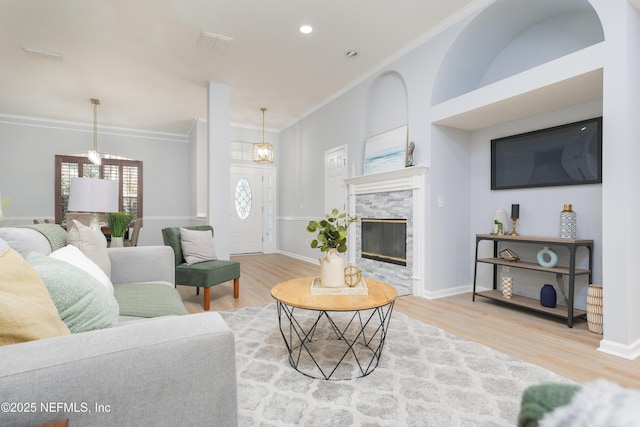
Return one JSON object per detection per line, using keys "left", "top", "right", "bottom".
{"left": 491, "top": 117, "right": 602, "bottom": 190}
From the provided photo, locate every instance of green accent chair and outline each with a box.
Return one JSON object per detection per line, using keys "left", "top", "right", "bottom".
{"left": 162, "top": 226, "right": 240, "bottom": 311}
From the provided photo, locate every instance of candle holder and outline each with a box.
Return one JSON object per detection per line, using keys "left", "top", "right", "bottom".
{"left": 502, "top": 277, "right": 513, "bottom": 299}
{"left": 510, "top": 217, "right": 519, "bottom": 236}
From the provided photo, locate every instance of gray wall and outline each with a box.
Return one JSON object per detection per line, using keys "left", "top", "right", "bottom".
{"left": 0, "top": 116, "right": 191, "bottom": 246}
{"left": 278, "top": 1, "right": 604, "bottom": 302}
{"left": 278, "top": 0, "right": 640, "bottom": 358}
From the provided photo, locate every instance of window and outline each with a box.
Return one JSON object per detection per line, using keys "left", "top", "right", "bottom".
{"left": 230, "top": 141, "right": 254, "bottom": 162}
{"left": 55, "top": 155, "right": 143, "bottom": 224}
{"left": 234, "top": 177, "right": 252, "bottom": 220}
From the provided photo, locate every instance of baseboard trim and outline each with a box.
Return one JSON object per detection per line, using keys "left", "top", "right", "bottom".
{"left": 598, "top": 338, "right": 640, "bottom": 360}
{"left": 422, "top": 285, "right": 475, "bottom": 300}
{"left": 278, "top": 250, "right": 317, "bottom": 266}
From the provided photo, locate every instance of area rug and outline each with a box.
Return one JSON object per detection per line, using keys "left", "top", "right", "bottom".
{"left": 219, "top": 304, "right": 574, "bottom": 426}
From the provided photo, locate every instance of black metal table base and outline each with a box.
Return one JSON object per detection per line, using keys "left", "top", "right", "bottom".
{"left": 275, "top": 301, "right": 395, "bottom": 380}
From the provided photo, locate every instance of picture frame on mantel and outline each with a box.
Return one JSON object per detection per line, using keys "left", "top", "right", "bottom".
{"left": 363, "top": 124, "right": 408, "bottom": 175}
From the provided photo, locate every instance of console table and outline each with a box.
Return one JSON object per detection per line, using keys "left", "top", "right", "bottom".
{"left": 472, "top": 234, "right": 593, "bottom": 327}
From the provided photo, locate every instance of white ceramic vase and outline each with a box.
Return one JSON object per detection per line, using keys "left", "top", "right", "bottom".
{"left": 493, "top": 209, "right": 509, "bottom": 235}
{"left": 110, "top": 236, "right": 124, "bottom": 248}
{"left": 319, "top": 248, "right": 345, "bottom": 288}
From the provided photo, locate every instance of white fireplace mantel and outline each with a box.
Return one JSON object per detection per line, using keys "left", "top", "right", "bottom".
{"left": 345, "top": 165, "right": 429, "bottom": 296}
{"left": 344, "top": 165, "right": 428, "bottom": 195}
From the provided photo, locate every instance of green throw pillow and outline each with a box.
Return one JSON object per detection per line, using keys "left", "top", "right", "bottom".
{"left": 26, "top": 252, "right": 119, "bottom": 333}
{"left": 114, "top": 283, "right": 188, "bottom": 317}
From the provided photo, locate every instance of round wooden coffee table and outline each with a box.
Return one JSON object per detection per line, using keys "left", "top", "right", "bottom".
{"left": 271, "top": 277, "right": 397, "bottom": 380}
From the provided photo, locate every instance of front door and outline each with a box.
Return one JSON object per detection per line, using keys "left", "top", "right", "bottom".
{"left": 230, "top": 166, "right": 263, "bottom": 254}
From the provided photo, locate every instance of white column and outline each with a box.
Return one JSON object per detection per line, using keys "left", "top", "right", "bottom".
{"left": 207, "top": 82, "right": 231, "bottom": 259}
{"left": 598, "top": 1, "right": 640, "bottom": 359}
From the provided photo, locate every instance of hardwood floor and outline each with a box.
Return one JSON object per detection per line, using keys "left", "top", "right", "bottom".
{"left": 176, "top": 253, "right": 640, "bottom": 388}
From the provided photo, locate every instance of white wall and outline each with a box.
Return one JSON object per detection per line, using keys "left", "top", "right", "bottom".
{"left": 0, "top": 115, "right": 191, "bottom": 246}
{"left": 429, "top": 125, "right": 471, "bottom": 295}
{"left": 276, "top": 0, "right": 640, "bottom": 359}
{"left": 278, "top": 85, "right": 368, "bottom": 262}
{"left": 0, "top": 114, "right": 280, "bottom": 250}
{"left": 277, "top": 12, "right": 461, "bottom": 264}
{"left": 469, "top": 100, "right": 603, "bottom": 308}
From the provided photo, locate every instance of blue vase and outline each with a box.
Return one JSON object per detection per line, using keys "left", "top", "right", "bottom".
{"left": 540, "top": 284, "right": 557, "bottom": 308}
{"left": 537, "top": 246, "right": 558, "bottom": 268}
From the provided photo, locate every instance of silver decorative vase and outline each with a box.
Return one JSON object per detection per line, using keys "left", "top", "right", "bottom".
{"left": 559, "top": 204, "right": 576, "bottom": 239}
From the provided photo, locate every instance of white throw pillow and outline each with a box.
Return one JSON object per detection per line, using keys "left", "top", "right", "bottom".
{"left": 50, "top": 245, "right": 114, "bottom": 293}
{"left": 67, "top": 219, "right": 111, "bottom": 279}
{"left": 179, "top": 228, "right": 217, "bottom": 265}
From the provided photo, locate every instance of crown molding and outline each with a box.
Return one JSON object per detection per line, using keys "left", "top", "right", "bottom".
{"left": 0, "top": 113, "right": 189, "bottom": 143}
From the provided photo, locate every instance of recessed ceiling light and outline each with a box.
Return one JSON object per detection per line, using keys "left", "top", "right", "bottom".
{"left": 345, "top": 50, "right": 359, "bottom": 58}
{"left": 299, "top": 25, "right": 313, "bottom": 34}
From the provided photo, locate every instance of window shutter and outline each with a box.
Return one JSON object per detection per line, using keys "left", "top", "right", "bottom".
{"left": 55, "top": 155, "right": 143, "bottom": 224}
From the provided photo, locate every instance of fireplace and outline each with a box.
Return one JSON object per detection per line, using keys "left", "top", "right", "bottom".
{"left": 346, "top": 165, "right": 427, "bottom": 296}
{"left": 361, "top": 218, "right": 407, "bottom": 266}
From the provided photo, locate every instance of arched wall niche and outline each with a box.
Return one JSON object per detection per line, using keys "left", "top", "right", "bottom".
{"left": 365, "top": 70, "right": 408, "bottom": 138}
{"left": 431, "top": 0, "right": 604, "bottom": 106}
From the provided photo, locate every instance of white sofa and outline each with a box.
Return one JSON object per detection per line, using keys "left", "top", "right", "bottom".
{"left": 0, "top": 226, "right": 238, "bottom": 427}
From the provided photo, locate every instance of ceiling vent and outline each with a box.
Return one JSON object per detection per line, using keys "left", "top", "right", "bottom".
{"left": 22, "top": 47, "right": 64, "bottom": 62}
{"left": 197, "top": 31, "right": 233, "bottom": 48}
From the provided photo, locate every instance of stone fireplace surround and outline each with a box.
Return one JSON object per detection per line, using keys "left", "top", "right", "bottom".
{"left": 345, "top": 166, "right": 428, "bottom": 296}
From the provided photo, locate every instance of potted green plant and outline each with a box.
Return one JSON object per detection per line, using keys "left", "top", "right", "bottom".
{"left": 108, "top": 211, "right": 133, "bottom": 247}
{"left": 306, "top": 208, "right": 357, "bottom": 287}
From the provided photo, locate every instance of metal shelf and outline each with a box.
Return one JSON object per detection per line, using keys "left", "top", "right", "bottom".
{"left": 475, "top": 290, "right": 586, "bottom": 320}
{"left": 472, "top": 234, "right": 594, "bottom": 328}
{"left": 476, "top": 258, "right": 591, "bottom": 276}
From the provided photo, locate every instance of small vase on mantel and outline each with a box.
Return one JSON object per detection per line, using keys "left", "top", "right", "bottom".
{"left": 560, "top": 204, "right": 577, "bottom": 239}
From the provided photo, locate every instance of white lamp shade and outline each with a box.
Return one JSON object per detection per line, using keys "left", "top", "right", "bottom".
{"left": 67, "top": 177, "right": 118, "bottom": 213}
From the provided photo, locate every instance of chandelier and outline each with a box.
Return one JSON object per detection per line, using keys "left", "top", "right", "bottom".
{"left": 253, "top": 107, "right": 274, "bottom": 164}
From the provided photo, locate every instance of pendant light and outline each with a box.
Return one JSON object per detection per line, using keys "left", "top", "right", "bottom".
{"left": 88, "top": 98, "right": 102, "bottom": 166}
{"left": 253, "top": 107, "right": 274, "bottom": 164}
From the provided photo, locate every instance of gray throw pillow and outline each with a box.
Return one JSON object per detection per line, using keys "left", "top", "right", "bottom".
{"left": 0, "top": 227, "right": 52, "bottom": 257}
{"left": 67, "top": 219, "right": 111, "bottom": 279}
{"left": 179, "top": 228, "right": 217, "bottom": 265}
{"left": 26, "top": 252, "right": 119, "bottom": 333}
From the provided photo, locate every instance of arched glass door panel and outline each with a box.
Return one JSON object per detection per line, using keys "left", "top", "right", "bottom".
{"left": 235, "top": 177, "right": 252, "bottom": 220}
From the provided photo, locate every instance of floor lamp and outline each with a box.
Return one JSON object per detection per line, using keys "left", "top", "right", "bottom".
{"left": 67, "top": 177, "right": 118, "bottom": 231}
